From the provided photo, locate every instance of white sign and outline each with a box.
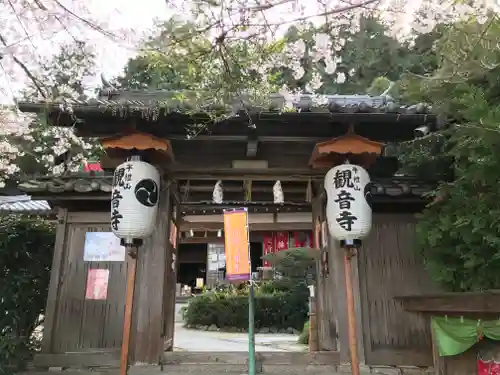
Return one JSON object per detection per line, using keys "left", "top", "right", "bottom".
{"left": 84, "top": 232, "right": 125, "bottom": 262}
{"left": 324, "top": 164, "right": 372, "bottom": 241}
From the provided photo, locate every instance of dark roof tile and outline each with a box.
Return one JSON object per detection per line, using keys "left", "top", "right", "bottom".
{"left": 18, "top": 174, "right": 113, "bottom": 194}
{"left": 18, "top": 173, "right": 435, "bottom": 198}
{"left": 17, "top": 91, "right": 434, "bottom": 116}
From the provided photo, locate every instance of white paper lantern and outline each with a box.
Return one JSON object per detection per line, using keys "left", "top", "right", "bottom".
{"left": 110, "top": 160, "right": 160, "bottom": 243}
{"left": 324, "top": 164, "right": 372, "bottom": 241}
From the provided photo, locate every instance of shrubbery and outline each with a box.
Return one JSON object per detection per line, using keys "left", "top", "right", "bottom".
{"left": 183, "top": 280, "right": 308, "bottom": 332}
{"left": 184, "top": 247, "right": 317, "bottom": 333}
{"left": 0, "top": 215, "right": 55, "bottom": 374}
{"left": 298, "top": 321, "right": 309, "bottom": 345}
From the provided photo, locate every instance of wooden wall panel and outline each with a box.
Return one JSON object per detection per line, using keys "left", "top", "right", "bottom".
{"left": 52, "top": 224, "right": 127, "bottom": 352}
{"left": 316, "top": 260, "right": 338, "bottom": 351}
{"left": 358, "top": 214, "right": 439, "bottom": 367}
{"left": 47, "top": 181, "right": 177, "bottom": 363}
{"left": 314, "top": 195, "right": 338, "bottom": 352}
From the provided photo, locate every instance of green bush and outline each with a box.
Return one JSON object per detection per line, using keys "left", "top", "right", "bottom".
{"left": 0, "top": 215, "right": 55, "bottom": 374}
{"left": 184, "top": 281, "right": 308, "bottom": 331}
{"left": 262, "top": 247, "right": 317, "bottom": 283}
{"left": 298, "top": 321, "right": 310, "bottom": 345}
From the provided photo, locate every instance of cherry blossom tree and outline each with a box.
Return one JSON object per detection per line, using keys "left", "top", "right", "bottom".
{"left": 2, "top": 0, "right": 498, "bottom": 104}
{"left": 0, "top": 0, "right": 499, "bottom": 188}
{"left": 0, "top": 0, "right": 148, "bottom": 186}
{"left": 157, "top": 0, "right": 499, "bottom": 94}
{"left": 0, "top": 41, "right": 101, "bottom": 188}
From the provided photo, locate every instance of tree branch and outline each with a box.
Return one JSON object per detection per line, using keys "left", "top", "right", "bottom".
{"left": 0, "top": 34, "right": 46, "bottom": 98}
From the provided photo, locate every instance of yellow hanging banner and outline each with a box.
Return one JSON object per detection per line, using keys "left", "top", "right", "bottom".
{"left": 223, "top": 208, "right": 251, "bottom": 281}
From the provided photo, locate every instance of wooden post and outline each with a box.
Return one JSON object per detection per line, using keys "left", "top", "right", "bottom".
{"left": 120, "top": 247, "right": 138, "bottom": 375}
{"left": 162, "top": 184, "right": 176, "bottom": 352}
{"left": 131, "top": 184, "right": 171, "bottom": 363}
{"left": 41, "top": 207, "right": 68, "bottom": 352}
{"left": 308, "top": 292, "right": 319, "bottom": 352}
{"left": 344, "top": 248, "right": 360, "bottom": 375}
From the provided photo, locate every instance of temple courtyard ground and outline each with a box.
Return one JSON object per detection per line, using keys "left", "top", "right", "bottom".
{"left": 173, "top": 302, "right": 307, "bottom": 352}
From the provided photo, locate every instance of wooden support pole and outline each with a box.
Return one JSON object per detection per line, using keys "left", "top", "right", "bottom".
{"left": 120, "top": 247, "right": 138, "bottom": 375}
{"left": 308, "top": 293, "right": 319, "bottom": 352}
{"left": 344, "top": 248, "right": 360, "bottom": 375}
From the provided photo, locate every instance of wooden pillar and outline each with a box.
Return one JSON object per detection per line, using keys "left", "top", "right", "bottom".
{"left": 308, "top": 293, "right": 319, "bottom": 351}
{"left": 41, "top": 207, "right": 68, "bottom": 353}
{"left": 313, "top": 188, "right": 338, "bottom": 352}
{"left": 162, "top": 181, "right": 179, "bottom": 351}
{"left": 130, "top": 177, "right": 173, "bottom": 363}
{"left": 330, "top": 237, "right": 365, "bottom": 364}
{"left": 312, "top": 193, "right": 323, "bottom": 350}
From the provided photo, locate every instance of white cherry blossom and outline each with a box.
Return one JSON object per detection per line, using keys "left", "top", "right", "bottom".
{"left": 335, "top": 72, "right": 346, "bottom": 84}
{"left": 1, "top": 0, "right": 499, "bottom": 184}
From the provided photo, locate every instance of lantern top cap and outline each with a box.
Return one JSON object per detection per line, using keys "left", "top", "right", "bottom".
{"left": 309, "top": 133, "right": 385, "bottom": 169}
{"left": 102, "top": 132, "right": 171, "bottom": 152}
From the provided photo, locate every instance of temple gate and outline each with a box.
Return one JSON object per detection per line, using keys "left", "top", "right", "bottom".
{"left": 17, "top": 90, "right": 442, "bottom": 373}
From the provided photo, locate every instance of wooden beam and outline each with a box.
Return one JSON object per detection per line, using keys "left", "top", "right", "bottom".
{"left": 33, "top": 350, "right": 120, "bottom": 368}
{"left": 179, "top": 221, "right": 312, "bottom": 232}
{"left": 179, "top": 184, "right": 307, "bottom": 193}
{"left": 180, "top": 206, "right": 310, "bottom": 216}
{"left": 26, "top": 194, "right": 110, "bottom": 201}
{"left": 395, "top": 291, "right": 500, "bottom": 313}
{"left": 179, "top": 237, "right": 224, "bottom": 244}
{"left": 32, "top": 349, "right": 340, "bottom": 369}
{"left": 170, "top": 181, "right": 182, "bottom": 206}
{"left": 180, "top": 201, "right": 310, "bottom": 210}
{"left": 167, "top": 135, "right": 328, "bottom": 142}
{"left": 170, "top": 168, "right": 328, "bottom": 181}
{"left": 246, "top": 139, "right": 258, "bottom": 157}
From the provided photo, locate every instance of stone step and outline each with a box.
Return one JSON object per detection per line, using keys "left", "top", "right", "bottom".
{"left": 20, "top": 364, "right": 362, "bottom": 375}
{"left": 162, "top": 364, "right": 344, "bottom": 375}
{"left": 22, "top": 363, "right": 430, "bottom": 375}
{"left": 21, "top": 364, "right": 431, "bottom": 375}
{"left": 161, "top": 350, "right": 340, "bottom": 365}
{"left": 31, "top": 350, "right": 339, "bottom": 369}
{"left": 23, "top": 351, "right": 425, "bottom": 375}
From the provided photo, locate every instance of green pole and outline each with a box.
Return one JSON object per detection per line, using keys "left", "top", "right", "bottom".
{"left": 248, "top": 279, "right": 256, "bottom": 375}
{"left": 246, "top": 206, "right": 256, "bottom": 375}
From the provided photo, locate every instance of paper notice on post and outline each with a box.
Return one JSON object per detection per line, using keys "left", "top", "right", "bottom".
{"left": 85, "top": 269, "right": 109, "bottom": 300}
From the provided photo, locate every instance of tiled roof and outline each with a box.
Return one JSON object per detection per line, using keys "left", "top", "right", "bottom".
{"left": 18, "top": 174, "right": 113, "bottom": 194}
{"left": 17, "top": 174, "right": 434, "bottom": 198}
{"left": 17, "top": 91, "right": 434, "bottom": 116}
{"left": 0, "top": 196, "right": 52, "bottom": 214}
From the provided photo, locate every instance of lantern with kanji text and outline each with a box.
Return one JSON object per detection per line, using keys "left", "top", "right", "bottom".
{"left": 324, "top": 163, "right": 372, "bottom": 246}
{"left": 110, "top": 158, "right": 160, "bottom": 246}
